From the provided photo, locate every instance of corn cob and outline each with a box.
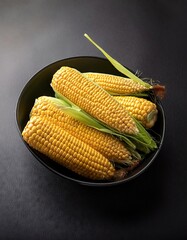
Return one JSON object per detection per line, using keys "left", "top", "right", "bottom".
{"left": 51, "top": 66, "right": 138, "bottom": 135}
{"left": 114, "top": 96, "right": 158, "bottom": 128}
{"left": 30, "top": 96, "right": 133, "bottom": 164}
{"left": 22, "top": 116, "right": 116, "bottom": 180}
{"left": 83, "top": 72, "right": 150, "bottom": 95}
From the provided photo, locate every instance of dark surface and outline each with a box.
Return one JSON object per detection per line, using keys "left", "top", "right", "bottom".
{"left": 0, "top": 0, "right": 186, "bottom": 239}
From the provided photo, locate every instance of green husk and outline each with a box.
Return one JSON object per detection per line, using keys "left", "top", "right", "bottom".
{"left": 53, "top": 89, "right": 157, "bottom": 155}
{"left": 84, "top": 33, "right": 151, "bottom": 89}
{"left": 54, "top": 91, "right": 136, "bottom": 150}
{"left": 40, "top": 95, "right": 141, "bottom": 160}
{"left": 127, "top": 118, "right": 157, "bottom": 153}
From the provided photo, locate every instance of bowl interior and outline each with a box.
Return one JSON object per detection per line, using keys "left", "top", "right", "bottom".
{"left": 16, "top": 56, "right": 165, "bottom": 186}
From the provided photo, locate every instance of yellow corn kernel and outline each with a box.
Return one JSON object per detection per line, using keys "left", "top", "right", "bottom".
{"left": 114, "top": 96, "right": 158, "bottom": 128}
{"left": 30, "top": 96, "right": 133, "bottom": 165}
{"left": 51, "top": 66, "right": 138, "bottom": 135}
{"left": 83, "top": 72, "right": 149, "bottom": 95}
{"left": 22, "top": 116, "right": 115, "bottom": 180}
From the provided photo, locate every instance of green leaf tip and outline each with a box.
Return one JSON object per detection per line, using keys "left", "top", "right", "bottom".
{"left": 84, "top": 33, "right": 151, "bottom": 88}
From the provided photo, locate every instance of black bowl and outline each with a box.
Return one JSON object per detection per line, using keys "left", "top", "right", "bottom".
{"left": 16, "top": 56, "right": 165, "bottom": 186}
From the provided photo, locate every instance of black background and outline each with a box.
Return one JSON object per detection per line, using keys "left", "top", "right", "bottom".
{"left": 0, "top": 1, "right": 187, "bottom": 239}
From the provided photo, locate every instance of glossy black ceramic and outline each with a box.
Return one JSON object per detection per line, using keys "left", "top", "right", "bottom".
{"left": 16, "top": 57, "right": 165, "bottom": 186}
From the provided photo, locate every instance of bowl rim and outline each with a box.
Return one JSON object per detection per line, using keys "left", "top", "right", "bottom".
{"left": 16, "top": 56, "right": 166, "bottom": 187}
